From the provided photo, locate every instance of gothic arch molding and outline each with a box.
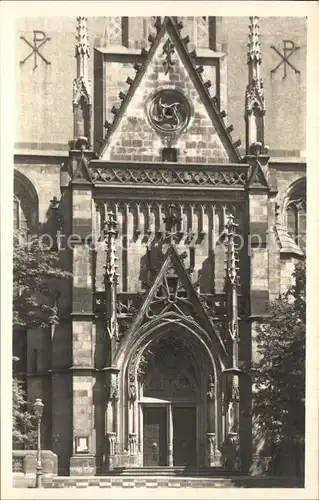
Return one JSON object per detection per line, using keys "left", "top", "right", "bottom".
{"left": 14, "top": 169, "right": 39, "bottom": 231}
{"left": 281, "top": 177, "right": 306, "bottom": 251}
{"left": 116, "top": 311, "right": 226, "bottom": 375}
{"left": 115, "top": 312, "right": 226, "bottom": 453}
{"left": 281, "top": 177, "right": 306, "bottom": 214}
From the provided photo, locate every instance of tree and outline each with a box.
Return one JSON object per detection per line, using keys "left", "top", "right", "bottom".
{"left": 12, "top": 358, "right": 36, "bottom": 448}
{"left": 251, "top": 261, "right": 305, "bottom": 474}
{"left": 13, "top": 230, "right": 71, "bottom": 329}
{"left": 13, "top": 230, "right": 71, "bottom": 446}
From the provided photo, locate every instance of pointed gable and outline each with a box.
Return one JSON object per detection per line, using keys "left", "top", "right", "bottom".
{"left": 128, "top": 245, "right": 227, "bottom": 360}
{"left": 100, "top": 17, "right": 241, "bottom": 164}
{"left": 247, "top": 159, "right": 269, "bottom": 189}
{"left": 71, "top": 150, "right": 92, "bottom": 184}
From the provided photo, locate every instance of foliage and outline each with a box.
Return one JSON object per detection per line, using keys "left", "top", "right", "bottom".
{"left": 251, "top": 261, "right": 306, "bottom": 461}
{"left": 13, "top": 231, "right": 71, "bottom": 446}
{"left": 13, "top": 230, "right": 71, "bottom": 329}
{"left": 12, "top": 359, "right": 36, "bottom": 448}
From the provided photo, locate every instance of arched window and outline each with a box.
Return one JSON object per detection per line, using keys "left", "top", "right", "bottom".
{"left": 13, "top": 195, "right": 20, "bottom": 231}
{"left": 13, "top": 170, "right": 39, "bottom": 233}
{"left": 285, "top": 179, "right": 306, "bottom": 252}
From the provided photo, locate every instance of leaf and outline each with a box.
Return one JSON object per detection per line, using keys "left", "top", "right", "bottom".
{"left": 249, "top": 262, "right": 305, "bottom": 448}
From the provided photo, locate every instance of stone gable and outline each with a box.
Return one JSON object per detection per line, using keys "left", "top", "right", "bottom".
{"left": 101, "top": 34, "right": 234, "bottom": 164}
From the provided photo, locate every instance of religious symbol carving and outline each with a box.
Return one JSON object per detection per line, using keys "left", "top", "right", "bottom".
{"left": 20, "top": 30, "right": 51, "bottom": 71}
{"left": 146, "top": 89, "right": 191, "bottom": 136}
{"left": 271, "top": 40, "right": 300, "bottom": 80}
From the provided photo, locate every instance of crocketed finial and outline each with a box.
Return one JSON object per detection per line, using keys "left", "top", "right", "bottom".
{"left": 75, "top": 17, "right": 90, "bottom": 60}
{"left": 104, "top": 212, "right": 118, "bottom": 284}
{"left": 247, "top": 16, "right": 261, "bottom": 64}
{"left": 225, "top": 214, "right": 239, "bottom": 286}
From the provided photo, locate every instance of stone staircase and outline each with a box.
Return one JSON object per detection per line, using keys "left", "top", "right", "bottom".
{"left": 106, "top": 466, "right": 243, "bottom": 477}
{"left": 13, "top": 469, "right": 304, "bottom": 489}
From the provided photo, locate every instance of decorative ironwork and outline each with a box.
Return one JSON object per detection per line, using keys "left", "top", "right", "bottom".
{"left": 91, "top": 166, "right": 247, "bottom": 187}
{"left": 146, "top": 89, "right": 191, "bottom": 135}
{"left": 162, "top": 38, "right": 176, "bottom": 74}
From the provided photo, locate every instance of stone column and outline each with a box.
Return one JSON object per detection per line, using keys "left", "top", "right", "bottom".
{"left": 106, "top": 432, "right": 116, "bottom": 470}
{"left": 127, "top": 371, "right": 138, "bottom": 465}
{"left": 167, "top": 404, "right": 173, "bottom": 466}
{"left": 128, "top": 433, "right": 137, "bottom": 455}
{"left": 206, "top": 374, "right": 221, "bottom": 467}
{"left": 222, "top": 369, "right": 241, "bottom": 471}
{"left": 69, "top": 140, "right": 96, "bottom": 476}
{"left": 104, "top": 368, "right": 119, "bottom": 470}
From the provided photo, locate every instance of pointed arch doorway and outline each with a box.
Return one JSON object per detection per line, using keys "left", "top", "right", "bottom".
{"left": 140, "top": 336, "right": 198, "bottom": 467}
{"left": 123, "top": 325, "right": 222, "bottom": 469}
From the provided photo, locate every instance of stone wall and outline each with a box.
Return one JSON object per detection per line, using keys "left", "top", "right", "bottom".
{"left": 13, "top": 15, "right": 306, "bottom": 475}
{"left": 15, "top": 17, "right": 306, "bottom": 157}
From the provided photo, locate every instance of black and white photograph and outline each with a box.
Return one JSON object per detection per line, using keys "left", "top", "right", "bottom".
{"left": 1, "top": 2, "right": 318, "bottom": 498}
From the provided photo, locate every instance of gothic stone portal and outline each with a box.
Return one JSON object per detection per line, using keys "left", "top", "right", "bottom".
{"left": 121, "top": 333, "right": 221, "bottom": 468}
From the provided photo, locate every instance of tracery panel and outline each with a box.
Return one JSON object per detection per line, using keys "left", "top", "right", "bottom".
{"left": 94, "top": 198, "right": 245, "bottom": 295}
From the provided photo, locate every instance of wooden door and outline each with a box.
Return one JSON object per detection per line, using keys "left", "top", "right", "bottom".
{"left": 173, "top": 406, "right": 197, "bottom": 466}
{"left": 143, "top": 407, "right": 167, "bottom": 466}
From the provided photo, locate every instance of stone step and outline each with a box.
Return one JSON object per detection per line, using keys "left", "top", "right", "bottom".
{"left": 39, "top": 476, "right": 237, "bottom": 488}
{"left": 14, "top": 474, "right": 304, "bottom": 489}
{"left": 109, "top": 466, "right": 242, "bottom": 477}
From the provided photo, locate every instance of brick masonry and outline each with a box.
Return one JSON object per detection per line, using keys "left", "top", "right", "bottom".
{"left": 102, "top": 36, "right": 230, "bottom": 164}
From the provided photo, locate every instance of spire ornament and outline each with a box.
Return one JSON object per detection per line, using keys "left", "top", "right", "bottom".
{"left": 222, "top": 214, "right": 242, "bottom": 471}
{"left": 245, "top": 16, "right": 266, "bottom": 155}
{"left": 72, "top": 16, "right": 92, "bottom": 149}
{"left": 104, "top": 212, "right": 119, "bottom": 340}
{"left": 104, "top": 212, "right": 118, "bottom": 286}
{"left": 75, "top": 16, "right": 90, "bottom": 78}
{"left": 247, "top": 16, "right": 261, "bottom": 68}
{"left": 225, "top": 214, "right": 240, "bottom": 288}
{"left": 224, "top": 214, "right": 240, "bottom": 364}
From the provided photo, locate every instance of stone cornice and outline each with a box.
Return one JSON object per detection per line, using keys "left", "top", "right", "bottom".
{"left": 89, "top": 161, "right": 248, "bottom": 189}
